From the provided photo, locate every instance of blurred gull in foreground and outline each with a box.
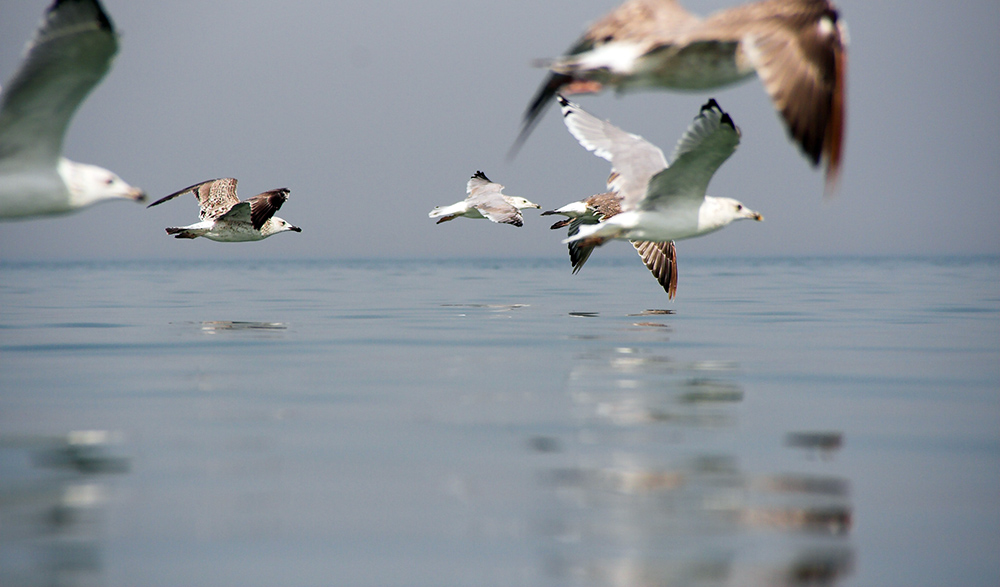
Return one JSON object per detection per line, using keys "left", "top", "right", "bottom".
{"left": 147, "top": 178, "right": 301, "bottom": 241}
{"left": 429, "top": 171, "right": 540, "bottom": 227}
{"left": 558, "top": 96, "right": 762, "bottom": 248}
{"left": 0, "top": 0, "right": 145, "bottom": 220}
{"left": 513, "top": 0, "right": 848, "bottom": 191}
{"left": 543, "top": 192, "right": 678, "bottom": 299}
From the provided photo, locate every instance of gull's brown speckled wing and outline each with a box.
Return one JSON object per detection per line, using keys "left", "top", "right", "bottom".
{"left": 146, "top": 178, "right": 238, "bottom": 222}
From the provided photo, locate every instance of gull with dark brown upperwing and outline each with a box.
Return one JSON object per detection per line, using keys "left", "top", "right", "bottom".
{"left": 512, "top": 0, "right": 848, "bottom": 191}
{"left": 147, "top": 178, "right": 301, "bottom": 242}
{"left": 543, "top": 192, "right": 678, "bottom": 299}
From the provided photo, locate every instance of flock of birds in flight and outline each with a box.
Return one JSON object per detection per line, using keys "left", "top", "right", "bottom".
{"left": 0, "top": 0, "right": 847, "bottom": 299}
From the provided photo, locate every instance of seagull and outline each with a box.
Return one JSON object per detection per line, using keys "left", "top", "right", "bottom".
{"left": 558, "top": 96, "right": 762, "bottom": 248}
{"left": 146, "top": 178, "right": 302, "bottom": 241}
{"left": 512, "top": 0, "right": 848, "bottom": 191}
{"left": 0, "top": 0, "right": 145, "bottom": 220}
{"left": 543, "top": 192, "right": 678, "bottom": 298}
{"left": 429, "top": 171, "right": 540, "bottom": 227}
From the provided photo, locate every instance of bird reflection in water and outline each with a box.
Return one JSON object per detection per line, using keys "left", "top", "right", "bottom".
{"left": 0, "top": 430, "right": 129, "bottom": 586}
{"left": 535, "top": 347, "right": 853, "bottom": 586}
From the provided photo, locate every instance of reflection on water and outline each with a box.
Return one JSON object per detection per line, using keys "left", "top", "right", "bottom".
{"left": 538, "top": 346, "right": 854, "bottom": 586}
{"left": 0, "top": 431, "right": 129, "bottom": 587}
{"left": 197, "top": 321, "right": 288, "bottom": 332}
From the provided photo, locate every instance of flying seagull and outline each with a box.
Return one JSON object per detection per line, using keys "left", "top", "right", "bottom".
{"left": 429, "top": 171, "right": 540, "bottom": 227}
{"left": 0, "top": 0, "right": 145, "bottom": 220}
{"left": 512, "top": 0, "right": 848, "bottom": 191}
{"left": 543, "top": 192, "right": 678, "bottom": 298}
{"left": 147, "top": 178, "right": 302, "bottom": 241}
{"left": 558, "top": 96, "right": 762, "bottom": 248}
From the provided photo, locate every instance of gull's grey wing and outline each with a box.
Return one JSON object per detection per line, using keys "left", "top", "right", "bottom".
{"left": 466, "top": 170, "right": 521, "bottom": 224}
{"left": 466, "top": 170, "right": 503, "bottom": 197}
{"left": 244, "top": 188, "right": 290, "bottom": 230}
{"left": 643, "top": 99, "right": 740, "bottom": 210}
{"left": 557, "top": 96, "right": 668, "bottom": 206}
{"left": 469, "top": 193, "right": 523, "bottom": 227}
{"left": 0, "top": 0, "right": 118, "bottom": 165}
{"left": 632, "top": 240, "right": 678, "bottom": 299}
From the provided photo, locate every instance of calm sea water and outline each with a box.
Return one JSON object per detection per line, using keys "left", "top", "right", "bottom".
{"left": 1, "top": 256, "right": 998, "bottom": 587}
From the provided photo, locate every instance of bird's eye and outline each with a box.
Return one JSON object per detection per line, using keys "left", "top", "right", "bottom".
{"left": 105, "top": 178, "right": 115, "bottom": 185}
{"left": 736, "top": 204, "right": 743, "bottom": 211}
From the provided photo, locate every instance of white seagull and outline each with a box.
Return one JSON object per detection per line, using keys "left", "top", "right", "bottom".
{"left": 0, "top": 0, "right": 145, "bottom": 220}
{"left": 147, "top": 178, "right": 302, "bottom": 242}
{"left": 543, "top": 192, "right": 678, "bottom": 298}
{"left": 429, "top": 171, "right": 540, "bottom": 227}
{"left": 513, "top": 0, "right": 848, "bottom": 191}
{"left": 559, "top": 96, "right": 762, "bottom": 248}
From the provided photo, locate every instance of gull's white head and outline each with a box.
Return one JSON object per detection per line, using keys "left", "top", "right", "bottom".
{"left": 261, "top": 216, "right": 302, "bottom": 238}
{"left": 504, "top": 196, "right": 542, "bottom": 210}
{"left": 711, "top": 196, "right": 764, "bottom": 224}
{"left": 696, "top": 196, "right": 764, "bottom": 235}
{"left": 58, "top": 159, "right": 145, "bottom": 209}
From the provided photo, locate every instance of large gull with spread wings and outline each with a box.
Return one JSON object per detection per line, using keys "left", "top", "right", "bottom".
{"left": 146, "top": 178, "right": 301, "bottom": 242}
{"left": 558, "top": 96, "right": 762, "bottom": 248}
{"left": 512, "top": 0, "right": 847, "bottom": 192}
{"left": 0, "top": 0, "right": 145, "bottom": 220}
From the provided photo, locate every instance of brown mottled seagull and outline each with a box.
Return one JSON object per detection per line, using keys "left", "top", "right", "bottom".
{"left": 543, "top": 192, "right": 678, "bottom": 298}
{"left": 0, "top": 0, "right": 145, "bottom": 220}
{"left": 146, "top": 178, "right": 301, "bottom": 241}
{"left": 512, "top": 0, "right": 848, "bottom": 191}
{"left": 429, "top": 171, "right": 540, "bottom": 227}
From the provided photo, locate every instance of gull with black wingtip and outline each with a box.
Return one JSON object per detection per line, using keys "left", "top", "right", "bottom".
{"left": 147, "top": 178, "right": 301, "bottom": 242}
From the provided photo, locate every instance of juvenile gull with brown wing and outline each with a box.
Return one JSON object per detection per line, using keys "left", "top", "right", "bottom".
{"left": 543, "top": 192, "right": 678, "bottom": 299}
{"left": 513, "top": 0, "right": 848, "bottom": 191}
{"left": 146, "top": 178, "right": 301, "bottom": 242}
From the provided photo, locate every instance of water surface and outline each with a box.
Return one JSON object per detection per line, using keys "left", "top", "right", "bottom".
{"left": 1, "top": 256, "right": 998, "bottom": 586}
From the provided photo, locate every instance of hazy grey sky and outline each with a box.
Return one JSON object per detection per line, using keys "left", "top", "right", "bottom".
{"left": 1, "top": 0, "right": 998, "bottom": 261}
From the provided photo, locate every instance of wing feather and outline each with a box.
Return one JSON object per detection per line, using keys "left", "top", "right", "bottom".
{"left": 0, "top": 0, "right": 117, "bottom": 165}
{"left": 643, "top": 99, "right": 740, "bottom": 210}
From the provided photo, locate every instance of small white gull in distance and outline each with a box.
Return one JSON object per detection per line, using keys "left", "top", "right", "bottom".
{"left": 429, "top": 171, "right": 540, "bottom": 227}
{"left": 559, "top": 96, "right": 762, "bottom": 248}
{"left": 543, "top": 192, "right": 678, "bottom": 298}
{"left": 0, "top": 0, "right": 145, "bottom": 220}
{"left": 146, "top": 178, "right": 301, "bottom": 242}
{"left": 513, "top": 0, "right": 848, "bottom": 191}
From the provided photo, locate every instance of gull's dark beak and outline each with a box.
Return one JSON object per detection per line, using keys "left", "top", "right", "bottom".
{"left": 130, "top": 188, "right": 147, "bottom": 203}
{"left": 753, "top": 212, "right": 764, "bottom": 221}
{"left": 289, "top": 226, "right": 302, "bottom": 232}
